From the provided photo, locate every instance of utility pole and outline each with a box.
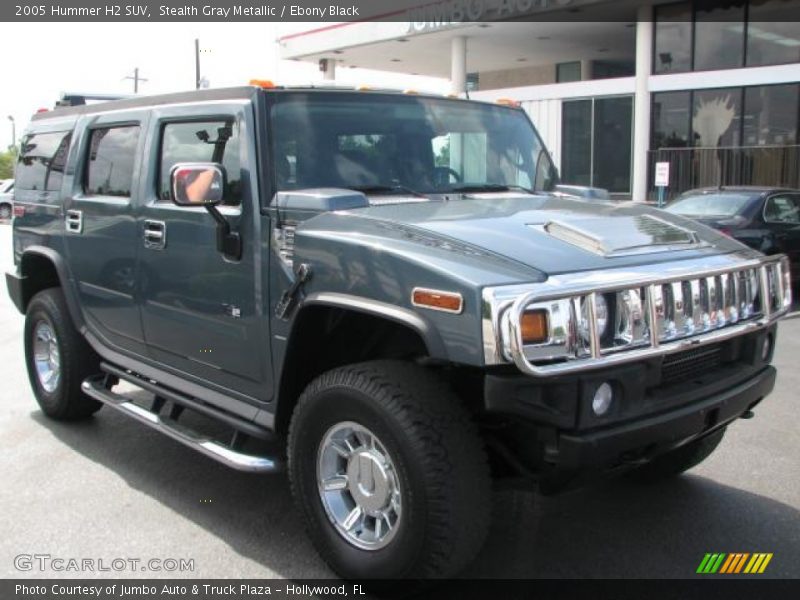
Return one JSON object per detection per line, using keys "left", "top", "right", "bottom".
{"left": 195, "top": 39, "right": 201, "bottom": 90}
{"left": 123, "top": 68, "right": 148, "bottom": 93}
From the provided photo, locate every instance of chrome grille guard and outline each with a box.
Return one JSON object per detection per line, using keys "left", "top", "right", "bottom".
{"left": 481, "top": 253, "right": 792, "bottom": 377}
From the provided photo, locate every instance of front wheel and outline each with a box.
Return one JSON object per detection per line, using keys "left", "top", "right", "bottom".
{"left": 288, "top": 361, "right": 491, "bottom": 579}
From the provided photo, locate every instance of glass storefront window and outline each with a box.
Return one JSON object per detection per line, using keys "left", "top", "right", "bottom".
{"left": 693, "top": 1, "right": 746, "bottom": 71}
{"left": 562, "top": 97, "right": 633, "bottom": 194}
{"left": 654, "top": 2, "right": 693, "bottom": 73}
{"left": 593, "top": 97, "right": 633, "bottom": 194}
{"left": 746, "top": 0, "right": 800, "bottom": 66}
{"left": 743, "top": 84, "right": 799, "bottom": 145}
{"left": 692, "top": 88, "right": 742, "bottom": 147}
{"left": 652, "top": 91, "right": 692, "bottom": 149}
{"left": 654, "top": 1, "right": 800, "bottom": 74}
{"left": 556, "top": 61, "right": 581, "bottom": 83}
{"left": 561, "top": 100, "right": 592, "bottom": 187}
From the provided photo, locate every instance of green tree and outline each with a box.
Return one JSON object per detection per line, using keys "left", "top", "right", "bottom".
{"left": 0, "top": 149, "right": 17, "bottom": 179}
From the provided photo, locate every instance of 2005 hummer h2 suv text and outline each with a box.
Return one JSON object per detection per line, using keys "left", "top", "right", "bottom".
{"left": 6, "top": 85, "right": 792, "bottom": 579}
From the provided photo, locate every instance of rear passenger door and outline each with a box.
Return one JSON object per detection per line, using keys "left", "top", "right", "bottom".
{"left": 136, "top": 102, "right": 270, "bottom": 403}
{"left": 63, "top": 111, "right": 149, "bottom": 355}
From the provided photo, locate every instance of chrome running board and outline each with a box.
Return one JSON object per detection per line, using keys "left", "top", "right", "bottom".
{"left": 81, "top": 375, "right": 282, "bottom": 473}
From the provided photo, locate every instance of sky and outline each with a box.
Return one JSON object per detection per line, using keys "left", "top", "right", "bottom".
{"left": 0, "top": 22, "right": 449, "bottom": 152}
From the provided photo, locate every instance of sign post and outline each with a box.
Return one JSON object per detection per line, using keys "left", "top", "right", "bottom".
{"left": 654, "top": 161, "right": 670, "bottom": 208}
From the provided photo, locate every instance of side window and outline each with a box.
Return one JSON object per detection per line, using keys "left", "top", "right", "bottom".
{"left": 16, "top": 131, "right": 73, "bottom": 191}
{"left": 159, "top": 120, "right": 241, "bottom": 206}
{"left": 764, "top": 194, "right": 800, "bottom": 224}
{"left": 85, "top": 126, "right": 140, "bottom": 197}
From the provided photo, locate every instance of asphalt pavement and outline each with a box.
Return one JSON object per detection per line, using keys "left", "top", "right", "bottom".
{"left": 0, "top": 222, "right": 798, "bottom": 579}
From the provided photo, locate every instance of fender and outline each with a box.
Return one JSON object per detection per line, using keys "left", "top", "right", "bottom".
{"left": 301, "top": 291, "right": 448, "bottom": 360}
{"left": 12, "top": 246, "right": 86, "bottom": 333}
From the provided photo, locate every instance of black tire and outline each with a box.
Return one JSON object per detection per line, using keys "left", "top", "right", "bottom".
{"left": 288, "top": 360, "right": 491, "bottom": 579}
{"left": 24, "top": 288, "right": 102, "bottom": 420}
{"left": 626, "top": 428, "right": 726, "bottom": 483}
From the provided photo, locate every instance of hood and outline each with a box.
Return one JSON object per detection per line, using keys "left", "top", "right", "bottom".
{"left": 334, "top": 195, "right": 754, "bottom": 276}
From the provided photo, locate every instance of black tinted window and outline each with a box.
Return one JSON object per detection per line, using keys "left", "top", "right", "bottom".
{"left": 159, "top": 120, "right": 241, "bottom": 205}
{"left": 764, "top": 194, "right": 800, "bottom": 224}
{"left": 85, "top": 126, "right": 140, "bottom": 197}
{"left": 17, "top": 131, "right": 72, "bottom": 191}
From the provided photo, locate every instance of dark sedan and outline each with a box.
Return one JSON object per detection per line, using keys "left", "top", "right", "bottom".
{"left": 666, "top": 187, "right": 800, "bottom": 283}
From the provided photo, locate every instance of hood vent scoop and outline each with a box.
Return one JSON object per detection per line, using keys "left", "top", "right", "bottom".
{"left": 539, "top": 214, "right": 705, "bottom": 257}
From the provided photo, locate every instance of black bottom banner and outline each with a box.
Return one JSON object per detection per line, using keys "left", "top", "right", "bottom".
{"left": 4, "top": 579, "right": 800, "bottom": 600}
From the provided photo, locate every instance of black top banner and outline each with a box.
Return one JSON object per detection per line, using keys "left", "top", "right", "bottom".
{"left": 6, "top": 0, "right": 800, "bottom": 23}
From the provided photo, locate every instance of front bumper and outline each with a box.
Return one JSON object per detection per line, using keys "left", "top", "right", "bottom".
{"left": 482, "top": 326, "right": 778, "bottom": 490}
{"left": 555, "top": 364, "right": 775, "bottom": 471}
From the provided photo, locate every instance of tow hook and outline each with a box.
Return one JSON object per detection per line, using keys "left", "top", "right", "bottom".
{"left": 740, "top": 410, "right": 755, "bottom": 420}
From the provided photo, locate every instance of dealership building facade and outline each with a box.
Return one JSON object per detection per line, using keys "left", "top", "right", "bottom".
{"left": 278, "top": 0, "right": 800, "bottom": 200}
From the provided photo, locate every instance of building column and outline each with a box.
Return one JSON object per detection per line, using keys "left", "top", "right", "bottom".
{"left": 321, "top": 58, "right": 336, "bottom": 81}
{"left": 631, "top": 6, "right": 653, "bottom": 202}
{"left": 451, "top": 36, "right": 467, "bottom": 95}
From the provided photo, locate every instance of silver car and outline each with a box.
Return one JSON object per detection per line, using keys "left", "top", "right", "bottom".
{"left": 0, "top": 178, "right": 13, "bottom": 220}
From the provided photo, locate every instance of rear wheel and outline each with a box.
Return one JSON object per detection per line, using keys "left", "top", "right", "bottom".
{"left": 24, "top": 288, "right": 102, "bottom": 420}
{"left": 288, "top": 360, "right": 491, "bottom": 579}
{"left": 626, "top": 429, "right": 726, "bottom": 483}
{"left": 0, "top": 203, "right": 11, "bottom": 220}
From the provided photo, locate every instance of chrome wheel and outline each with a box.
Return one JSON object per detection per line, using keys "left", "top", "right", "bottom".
{"left": 317, "top": 421, "right": 402, "bottom": 550}
{"left": 33, "top": 321, "right": 60, "bottom": 393}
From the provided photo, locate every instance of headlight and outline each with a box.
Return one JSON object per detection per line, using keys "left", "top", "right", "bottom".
{"left": 579, "top": 294, "right": 609, "bottom": 343}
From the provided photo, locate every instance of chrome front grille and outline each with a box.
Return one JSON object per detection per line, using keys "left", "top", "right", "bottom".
{"left": 649, "top": 266, "right": 762, "bottom": 345}
{"left": 483, "top": 254, "right": 792, "bottom": 377}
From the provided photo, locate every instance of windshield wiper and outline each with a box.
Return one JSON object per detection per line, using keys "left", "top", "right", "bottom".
{"left": 448, "top": 183, "right": 536, "bottom": 195}
{"left": 350, "top": 184, "right": 426, "bottom": 198}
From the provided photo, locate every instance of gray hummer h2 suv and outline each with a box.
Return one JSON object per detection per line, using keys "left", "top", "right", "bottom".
{"left": 6, "top": 86, "right": 792, "bottom": 579}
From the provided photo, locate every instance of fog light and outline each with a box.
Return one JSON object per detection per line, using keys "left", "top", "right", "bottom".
{"left": 592, "top": 382, "right": 614, "bottom": 416}
{"left": 761, "top": 335, "right": 772, "bottom": 361}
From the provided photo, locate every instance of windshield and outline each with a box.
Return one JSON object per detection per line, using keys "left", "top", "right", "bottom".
{"left": 270, "top": 92, "right": 556, "bottom": 195}
{"left": 666, "top": 193, "right": 755, "bottom": 217}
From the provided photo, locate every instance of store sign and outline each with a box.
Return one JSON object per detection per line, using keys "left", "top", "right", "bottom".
{"left": 406, "top": 0, "right": 574, "bottom": 34}
{"left": 654, "top": 162, "right": 670, "bottom": 187}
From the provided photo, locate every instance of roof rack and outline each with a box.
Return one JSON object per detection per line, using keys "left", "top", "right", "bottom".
{"left": 55, "top": 92, "right": 135, "bottom": 108}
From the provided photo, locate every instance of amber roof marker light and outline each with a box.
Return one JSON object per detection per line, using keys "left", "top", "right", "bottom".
{"left": 249, "top": 79, "right": 276, "bottom": 89}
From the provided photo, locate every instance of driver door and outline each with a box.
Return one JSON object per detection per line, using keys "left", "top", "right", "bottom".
{"left": 136, "top": 102, "right": 271, "bottom": 403}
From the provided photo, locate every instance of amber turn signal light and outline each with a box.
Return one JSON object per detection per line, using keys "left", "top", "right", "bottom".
{"left": 521, "top": 310, "right": 549, "bottom": 344}
{"left": 411, "top": 288, "right": 463, "bottom": 314}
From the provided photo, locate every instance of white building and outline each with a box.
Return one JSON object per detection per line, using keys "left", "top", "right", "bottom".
{"left": 278, "top": 0, "right": 800, "bottom": 200}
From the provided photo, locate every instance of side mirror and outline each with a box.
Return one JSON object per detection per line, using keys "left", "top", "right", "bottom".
{"left": 170, "top": 163, "right": 226, "bottom": 206}
{"left": 169, "top": 163, "right": 241, "bottom": 260}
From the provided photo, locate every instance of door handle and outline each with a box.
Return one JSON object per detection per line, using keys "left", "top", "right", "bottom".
{"left": 143, "top": 220, "right": 167, "bottom": 250}
{"left": 65, "top": 210, "right": 83, "bottom": 234}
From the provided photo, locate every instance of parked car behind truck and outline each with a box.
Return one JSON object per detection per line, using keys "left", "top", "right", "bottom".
{"left": 0, "top": 178, "right": 13, "bottom": 220}
{"left": 666, "top": 186, "right": 800, "bottom": 284}
{"left": 5, "top": 85, "right": 792, "bottom": 579}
